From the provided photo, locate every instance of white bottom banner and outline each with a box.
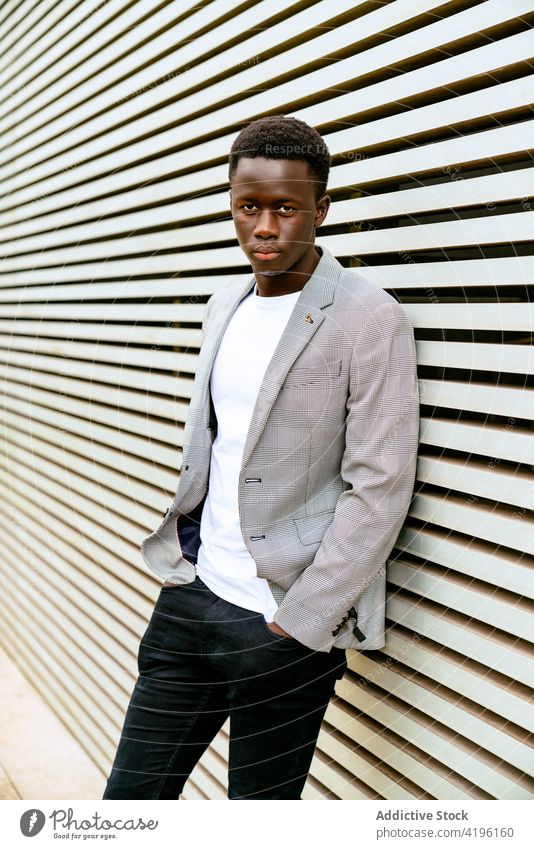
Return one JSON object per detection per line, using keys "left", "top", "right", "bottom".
{"left": 2, "top": 799, "right": 532, "bottom": 849}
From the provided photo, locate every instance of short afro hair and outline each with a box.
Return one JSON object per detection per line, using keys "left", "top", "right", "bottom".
{"left": 228, "top": 115, "right": 330, "bottom": 200}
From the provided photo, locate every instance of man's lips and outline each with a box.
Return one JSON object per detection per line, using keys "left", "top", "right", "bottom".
{"left": 252, "top": 247, "right": 282, "bottom": 256}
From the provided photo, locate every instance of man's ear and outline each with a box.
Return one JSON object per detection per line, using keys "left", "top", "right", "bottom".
{"left": 315, "top": 193, "right": 331, "bottom": 227}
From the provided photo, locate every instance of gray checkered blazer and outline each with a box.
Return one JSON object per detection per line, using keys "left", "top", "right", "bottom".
{"left": 141, "top": 244, "right": 420, "bottom": 652}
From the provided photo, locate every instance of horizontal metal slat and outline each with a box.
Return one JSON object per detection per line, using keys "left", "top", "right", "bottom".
{"left": 419, "top": 418, "right": 534, "bottom": 466}
{"left": 355, "top": 256, "right": 534, "bottom": 289}
{"left": 324, "top": 700, "right": 478, "bottom": 799}
{"left": 382, "top": 630, "right": 533, "bottom": 734}
{"left": 326, "top": 213, "right": 534, "bottom": 263}
{"left": 4, "top": 162, "right": 534, "bottom": 256}
{"left": 0, "top": 275, "right": 219, "bottom": 299}
{"left": 5, "top": 0, "right": 530, "bottom": 204}
{"left": 0, "top": 0, "right": 74, "bottom": 73}
{"left": 184, "top": 759, "right": 227, "bottom": 800}
{"left": 0, "top": 300, "right": 205, "bottom": 321}
{"left": 0, "top": 439, "right": 165, "bottom": 536}
{"left": 0, "top": 349, "right": 196, "bottom": 398}
{"left": 389, "top": 559, "right": 534, "bottom": 643}
{"left": 1, "top": 403, "right": 179, "bottom": 494}
{"left": 4, "top": 198, "right": 534, "bottom": 271}
{"left": 0, "top": 507, "right": 152, "bottom": 650}
{"left": 3, "top": 116, "right": 531, "bottom": 232}
{"left": 0, "top": 0, "right": 120, "bottom": 84}
{"left": 408, "top": 302, "right": 534, "bottom": 331}
{"left": 318, "top": 722, "right": 418, "bottom": 800}
{"left": 419, "top": 379, "right": 533, "bottom": 419}
{"left": 309, "top": 747, "right": 378, "bottom": 799}
{"left": 417, "top": 341, "right": 534, "bottom": 375}
{"left": 0, "top": 333, "right": 198, "bottom": 374}
{"left": 3, "top": 124, "right": 533, "bottom": 247}
{"left": 0, "top": 458, "right": 154, "bottom": 580}
{"left": 0, "top": 362, "right": 190, "bottom": 423}
{"left": 2, "top": 389, "right": 182, "bottom": 460}
{"left": 343, "top": 657, "right": 533, "bottom": 776}
{"left": 1, "top": 0, "right": 481, "bottom": 183}
{"left": 410, "top": 492, "right": 534, "bottom": 556}
{"left": 3, "top": 207, "right": 533, "bottom": 279}
{"left": 186, "top": 738, "right": 228, "bottom": 792}
{"left": 0, "top": 549, "right": 129, "bottom": 726}
{"left": 397, "top": 524, "right": 534, "bottom": 599}
{"left": 1, "top": 255, "right": 531, "bottom": 293}
{"left": 387, "top": 593, "right": 533, "bottom": 688}
{"left": 0, "top": 321, "right": 200, "bottom": 350}
{"left": 1, "top": 0, "right": 361, "bottom": 138}
{"left": 336, "top": 677, "right": 533, "bottom": 798}
{"left": 317, "top": 50, "right": 534, "bottom": 156}
{"left": 0, "top": 476, "right": 158, "bottom": 602}
{"left": 417, "top": 455, "right": 534, "bottom": 512}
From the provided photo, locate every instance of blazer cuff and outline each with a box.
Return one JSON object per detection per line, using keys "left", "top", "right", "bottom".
{"left": 272, "top": 600, "right": 337, "bottom": 653}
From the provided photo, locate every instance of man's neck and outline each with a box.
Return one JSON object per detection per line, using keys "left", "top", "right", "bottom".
{"left": 254, "top": 246, "right": 322, "bottom": 297}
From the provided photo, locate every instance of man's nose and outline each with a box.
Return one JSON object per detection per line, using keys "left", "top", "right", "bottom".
{"left": 253, "top": 209, "right": 278, "bottom": 238}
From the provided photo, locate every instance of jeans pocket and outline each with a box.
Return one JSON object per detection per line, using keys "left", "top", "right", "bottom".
{"left": 160, "top": 578, "right": 198, "bottom": 591}
{"left": 260, "top": 615, "right": 287, "bottom": 639}
{"left": 259, "top": 615, "right": 299, "bottom": 645}
{"left": 136, "top": 620, "right": 153, "bottom": 672}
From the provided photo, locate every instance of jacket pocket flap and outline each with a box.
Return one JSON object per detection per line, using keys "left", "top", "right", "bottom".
{"left": 284, "top": 359, "right": 342, "bottom": 386}
{"left": 294, "top": 509, "right": 336, "bottom": 545}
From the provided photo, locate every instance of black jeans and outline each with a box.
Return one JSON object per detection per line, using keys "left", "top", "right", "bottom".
{"left": 102, "top": 575, "right": 347, "bottom": 800}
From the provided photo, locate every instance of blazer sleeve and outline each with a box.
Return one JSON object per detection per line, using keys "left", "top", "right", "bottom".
{"left": 272, "top": 297, "right": 420, "bottom": 651}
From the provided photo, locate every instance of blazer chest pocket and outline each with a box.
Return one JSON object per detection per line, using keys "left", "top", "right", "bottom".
{"left": 284, "top": 358, "right": 342, "bottom": 388}
{"left": 294, "top": 509, "right": 336, "bottom": 545}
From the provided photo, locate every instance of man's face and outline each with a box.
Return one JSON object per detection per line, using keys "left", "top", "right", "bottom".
{"left": 229, "top": 156, "right": 330, "bottom": 278}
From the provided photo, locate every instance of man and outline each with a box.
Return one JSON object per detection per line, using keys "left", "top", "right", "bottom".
{"left": 102, "top": 115, "right": 419, "bottom": 800}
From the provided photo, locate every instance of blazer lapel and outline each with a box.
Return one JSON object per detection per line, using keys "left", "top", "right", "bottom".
{"left": 193, "top": 245, "right": 343, "bottom": 469}
{"left": 240, "top": 246, "right": 342, "bottom": 470}
{"left": 193, "top": 274, "right": 256, "bottom": 425}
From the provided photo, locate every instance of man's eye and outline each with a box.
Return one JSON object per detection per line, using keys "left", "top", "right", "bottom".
{"left": 241, "top": 204, "right": 257, "bottom": 211}
{"left": 279, "top": 205, "right": 296, "bottom": 213}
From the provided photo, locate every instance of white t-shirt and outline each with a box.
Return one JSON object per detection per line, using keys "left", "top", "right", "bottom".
{"left": 196, "top": 282, "right": 301, "bottom": 621}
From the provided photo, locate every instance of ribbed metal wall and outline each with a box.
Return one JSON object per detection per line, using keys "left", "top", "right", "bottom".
{"left": 0, "top": 0, "right": 532, "bottom": 800}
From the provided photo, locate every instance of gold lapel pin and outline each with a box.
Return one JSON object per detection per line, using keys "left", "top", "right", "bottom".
{"left": 304, "top": 313, "right": 314, "bottom": 323}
